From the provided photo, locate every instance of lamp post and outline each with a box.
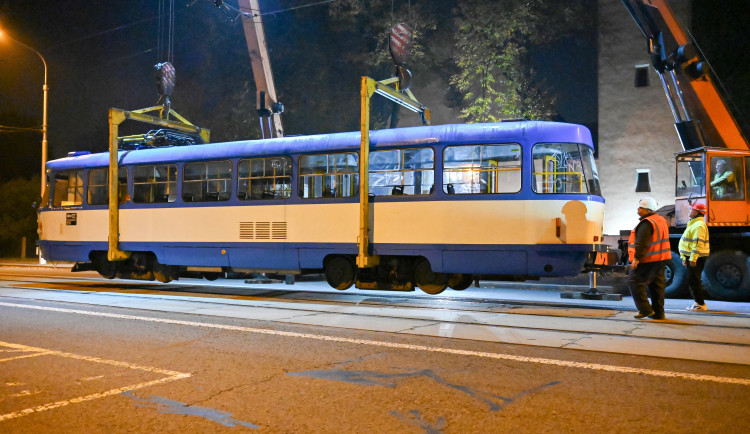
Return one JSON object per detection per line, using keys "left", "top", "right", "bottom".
{"left": 1, "top": 30, "right": 48, "bottom": 196}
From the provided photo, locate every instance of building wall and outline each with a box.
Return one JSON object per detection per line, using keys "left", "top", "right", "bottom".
{"left": 597, "top": 0, "right": 690, "bottom": 236}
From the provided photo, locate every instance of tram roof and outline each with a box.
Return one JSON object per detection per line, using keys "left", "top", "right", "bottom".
{"left": 47, "top": 121, "right": 593, "bottom": 170}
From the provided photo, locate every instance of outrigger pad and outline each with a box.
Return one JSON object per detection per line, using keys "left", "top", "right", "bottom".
{"left": 560, "top": 290, "right": 623, "bottom": 301}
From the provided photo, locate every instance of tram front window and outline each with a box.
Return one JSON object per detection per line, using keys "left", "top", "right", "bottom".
{"left": 531, "top": 143, "right": 600, "bottom": 195}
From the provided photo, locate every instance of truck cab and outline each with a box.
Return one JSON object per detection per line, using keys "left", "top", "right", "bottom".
{"left": 671, "top": 147, "right": 750, "bottom": 301}
{"left": 676, "top": 148, "right": 750, "bottom": 226}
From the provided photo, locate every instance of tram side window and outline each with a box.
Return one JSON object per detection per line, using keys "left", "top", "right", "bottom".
{"left": 299, "top": 153, "right": 359, "bottom": 199}
{"left": 133, "top": 164, "right": 177, "bottom": 203}
{"left": 238, "top": 157, "right": 292, "bottom": 200}
{"left": 182, "top": 161, "right": 232, "bottom": 202}
{"left": 87, "top": 167, "right": 128, "bottom": 205}
{"left": 369, "top": 147, "right": 434, "bottom": 196}
{"left": 443, "top": 144, "right": 521, "bottom": 194}
{"left": 52, "top": 170, "right": 84, "bottom": 207}
{"left": 532, "top": 143, "right": 601, "bottom": 195}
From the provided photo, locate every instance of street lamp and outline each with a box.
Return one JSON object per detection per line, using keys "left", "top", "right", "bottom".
{"left": 0, "top": 29, "right": 48, "bottom": 197}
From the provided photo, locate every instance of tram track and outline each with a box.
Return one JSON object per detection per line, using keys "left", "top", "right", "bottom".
{"left": 2, "top": 270, "right": 750, "bottom": 365}
{"left": 2, "top": 270, "right": 748, "bottom": 325}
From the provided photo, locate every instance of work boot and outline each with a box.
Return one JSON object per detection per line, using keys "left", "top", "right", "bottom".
{"left": 634, "top": 310, "right": 654, "bottom": 319}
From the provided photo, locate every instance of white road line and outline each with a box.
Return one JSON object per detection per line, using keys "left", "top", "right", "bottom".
{"left": 2, "top": 301, "right": 750, "bottom": 387}
{"left": 0, "top": 351, "right": 54, "bottom": 363}
{"left": 0, "top": 340, "right": 187, "bottom": 377}
{"left": 0, "top": 339, "right": 191, "bottom": 422}
{"left": 0, "top": 375, "right": 190, "bottom": 422}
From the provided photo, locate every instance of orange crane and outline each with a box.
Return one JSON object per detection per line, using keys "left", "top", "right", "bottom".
{"left": 623, "top": 0, "right": 747, "bottom": 151}
{"left": 237, "top": 0, "right": 284, "bottom": 139}
{"left": 623, "top": 0, "right": 750, "bottom": 300}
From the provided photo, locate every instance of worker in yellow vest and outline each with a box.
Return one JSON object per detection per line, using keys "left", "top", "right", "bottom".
{"left": 627, "top": 197, "right": 671, "bottom": 319}
{"left": 679, "top": 202, "right": 710, "bottom": 311}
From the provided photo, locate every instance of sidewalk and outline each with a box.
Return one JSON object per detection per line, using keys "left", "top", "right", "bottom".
{"left": 0, "top": 258, "right": 75, "bottom": 269}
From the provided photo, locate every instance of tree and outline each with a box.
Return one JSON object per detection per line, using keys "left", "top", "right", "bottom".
{"left": 326, "top": 0, "right": 443, "bottom": 129}
{"left": 451, "top": 0, "right": 591, "bottom": 122}
{"left": 0, "top": 111, "right": 42, "bottom": 183}
{"left": 0, "top": 177, "right": 40, "bottom": 257}
{"left": 326, "top": 0, "right": 592, "bottom": 125}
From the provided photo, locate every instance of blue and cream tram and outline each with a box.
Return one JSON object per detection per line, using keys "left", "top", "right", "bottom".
{"left": 38, "top": 121, "right": 605, "bottom": 294}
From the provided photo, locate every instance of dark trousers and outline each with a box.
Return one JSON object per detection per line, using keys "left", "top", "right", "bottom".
{"left": 628, "top": 260, "right": 666, "bottom": 315}
{"left": 686, "top": 256, "right": 707, "bottom": 305}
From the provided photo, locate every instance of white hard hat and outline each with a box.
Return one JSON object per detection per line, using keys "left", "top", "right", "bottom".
{"left": 638, "top": 197, "right": 658, "bottom": 211}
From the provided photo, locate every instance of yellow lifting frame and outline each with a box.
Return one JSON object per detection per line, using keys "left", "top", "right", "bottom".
{"left": 357, "top": 76, "right": 431, "bottom": 268}
{"left": 107, "top": 106, "right": 210, "bottom": 261}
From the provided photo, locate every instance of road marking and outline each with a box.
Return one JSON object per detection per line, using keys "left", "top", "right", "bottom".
{"left": 0, "top": 339, "right": 190, "bottom": 422}
{"left": 2, "top": 301, "right": 750, "bottom": 387}
{"left": 0, "top": 351, "right": 54, "bottom": 363}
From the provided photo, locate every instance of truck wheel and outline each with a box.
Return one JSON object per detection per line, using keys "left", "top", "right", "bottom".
{"left": 702, "top": 250, "right": 750, "bottom": 301}
{"left": 664, "top": 251, "right": 688, "bottom": 298}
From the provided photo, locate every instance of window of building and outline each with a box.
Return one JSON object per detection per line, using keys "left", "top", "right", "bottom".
{"left": 443, "top": 144, "right": 521, "bottom": 194}
{"left": 133, "top": 164, "right": 178, "bottom": 203}
{"left": 182, "top": 161, "right": 232, "bottom": 202}
{"left": 635, "top": 64, "right": 649, "bottom": 87}
{"left": 369, "top": 147, "right": 434, "bottom": 196}
{"left": 532, "top": 143, "right": 601, "bottom": 195}
{"left": 87, "top": 167, "right": 128, "bottom": 205}
{"left": 52, "top": 170, "right": 84, "bottom": 207}
{"left": 635, "top": 169, "right": 651, "bottom": 192}
{"left": 299, "top": 153, "right": 359, "bottom": 199}
{"left": 238, "top": 157, "right": 292, "bottom": 200}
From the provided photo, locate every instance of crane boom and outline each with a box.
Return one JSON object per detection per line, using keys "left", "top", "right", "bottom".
{"left": 237, "top": 0, "right": 284, "bottom": 138}
{"left": 622, "top": 0, "right": 748, "bottom": 151}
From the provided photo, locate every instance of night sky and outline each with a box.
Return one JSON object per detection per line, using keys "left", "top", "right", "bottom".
{"left": 0, "top": 0, "right": 747, "bottom": 183}
{"left": 0, "top": 0, "right": 261, "bottom": 178}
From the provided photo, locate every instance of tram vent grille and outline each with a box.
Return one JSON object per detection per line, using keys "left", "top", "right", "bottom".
{"left": 239, "top": 222, "right": 287, "bottom": 240}
{"left": 255, "top": 222, "right": 270, "bottom": 239}
{"left": 272, "top": 222, "right": 287, "bottom": 240}
{"left": 239, "top": 222, "right": 254, "bottom": 239}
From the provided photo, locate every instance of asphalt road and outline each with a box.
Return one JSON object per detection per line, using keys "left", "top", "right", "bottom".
{"left": 2, "top": 267, "right": 750, "bottom": 433}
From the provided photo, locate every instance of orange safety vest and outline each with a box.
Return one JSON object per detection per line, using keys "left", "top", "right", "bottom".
{"left": 628, "top": 214, "right": 671, "bottom": 263}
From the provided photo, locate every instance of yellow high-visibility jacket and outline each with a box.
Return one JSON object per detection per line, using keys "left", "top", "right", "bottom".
{"left": 678, "top": 216, "right": 710, "bottom": 262}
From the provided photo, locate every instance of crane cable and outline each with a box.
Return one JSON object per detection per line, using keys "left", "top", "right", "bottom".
{"left": 158, "top": 0, "right": 175, "bottom": 64}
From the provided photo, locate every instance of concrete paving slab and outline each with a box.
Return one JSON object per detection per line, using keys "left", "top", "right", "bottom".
{"left": 402, "top": 322, "right": 590, "bottom": 347}
{"left": 274, "top": 311, "right": 437, "bottom": 333}
{"left": 564, "top": 333, "right": 750, "bottom": 365}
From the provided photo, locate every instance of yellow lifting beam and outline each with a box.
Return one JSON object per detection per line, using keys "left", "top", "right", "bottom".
{"left": 107, "top": 106, "right": 210, "bottom": 261}
{"left": 357, "top": 76, "right": 430, "bottom": 268}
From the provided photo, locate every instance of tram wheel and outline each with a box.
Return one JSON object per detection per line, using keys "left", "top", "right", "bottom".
{"left": 94, "top": 254, "right": 118, "bottom": 279}
{"left": 325, "top": 256, "right": 356, "bottom": 290}
{"left": 203, "top": 272, "right": 221, "bottom": 281}
{"left": 152, "top": 259, "right": 173, "bottom": 283}
{"left": 414, "top": 258, "right": 448, "bottom": 295}
{"left": 448, "top": 273, "right": 473, "bottom": 291}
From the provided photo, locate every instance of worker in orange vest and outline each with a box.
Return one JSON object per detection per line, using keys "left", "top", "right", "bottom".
{"left": 627, "top": 197, "right": 672, "bottom": 320}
